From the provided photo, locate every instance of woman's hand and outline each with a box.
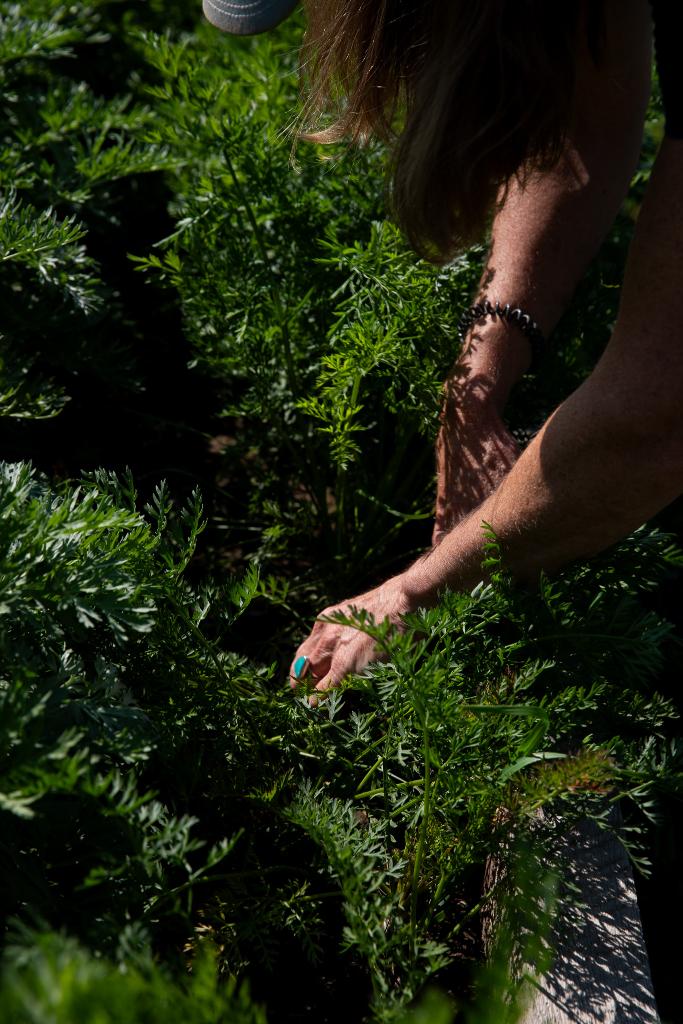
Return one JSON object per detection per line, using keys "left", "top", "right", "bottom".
{"left": 433, "top": 363, "right": 520, "bottom": 546}
{"left": 290, "top": 574, "right": 413, "bottom": 706}
{"left": 291, "top": 358, "right": 520, "bottom": 705}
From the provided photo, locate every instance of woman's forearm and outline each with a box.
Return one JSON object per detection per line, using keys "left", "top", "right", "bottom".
{"left": 458, "top": 0, "right": 651, "bottom": 409}
{"left": 409, "top": 366, "right": 683, "bottom": 601}
{"left": 433, "top": 0, "right": 652, "bottom": 545}
{"left": 412, "top": 135, "right": 683, "bottom": 601}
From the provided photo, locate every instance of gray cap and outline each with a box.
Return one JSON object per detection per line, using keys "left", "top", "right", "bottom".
{"left": 202, "top": 0, "right": 298, "bottom": 34}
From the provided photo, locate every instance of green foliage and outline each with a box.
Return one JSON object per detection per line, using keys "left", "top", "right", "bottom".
{"left": 0, "top": 464, "right": 246, "bottom": 957}
{"left": 2, "top": 462, "right": 681, "bottom": 1020}
{"left": 128, "top": 26, "right": 485, "bottom": 581}
{"left": 0, "top": 932, "right": 266, "bottom": 1024}
{"left": 0, "top": 0, "right": 172, "bottom": 419}
{"left": 1, "top": 1, "right": 679, "bottom": 1021}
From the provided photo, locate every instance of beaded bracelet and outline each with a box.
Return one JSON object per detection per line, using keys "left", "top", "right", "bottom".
{"left": 457, "top": 300, "right": 546, "bottom": 374}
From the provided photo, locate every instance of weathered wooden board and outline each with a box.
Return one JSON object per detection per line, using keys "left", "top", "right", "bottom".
{"left": 518, "top": 815, "right": 660, "bottom": 1024}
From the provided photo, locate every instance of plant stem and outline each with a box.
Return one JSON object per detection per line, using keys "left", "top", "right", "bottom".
{"left": 355, "top": 778, "right": 424, "bottom": 800}
{"left": 335, "top": 370, "right": 362, "bottom": 555}
{"left": 355, "top": 755, "right": 384, "bottom": 795}
{"left": 222, "top": 147, "right": 297, "bottom": 392}
{"left": 166, "top": 595, "right": 252, "bottom": 700}
{"left": 222, "top": 150, "right": 332, "bottom": 540}
{"left": 410, "top": 715, "right": 432, "bottom": 959}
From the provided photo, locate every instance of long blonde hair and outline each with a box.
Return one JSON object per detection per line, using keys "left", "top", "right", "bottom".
{"left": 299, "top": 1, "right": 604, "bottom": 263}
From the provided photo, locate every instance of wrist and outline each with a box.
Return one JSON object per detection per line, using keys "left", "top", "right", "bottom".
{"left": 401, "top": 555, "right": 443, "bottom": 610}
{"left": 405, "top": 514, "right": 494, "bottom": 606}
{"left": 459, "top": 300, "right": 545, "bottom": 374}
{"left": 456, "top": 318, "right": 532, "bottom": 412}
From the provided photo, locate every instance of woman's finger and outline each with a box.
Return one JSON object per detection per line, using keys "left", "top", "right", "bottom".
{"left": 289, "top": 652, "right": 311, "bottom": 688}
{"left": 307, "top": 662, "right": 344, "bottom": 706}
{"left": 308, "top": 640, "right": 369, "bottom": 706}
{"left": 289, "top": 644, "right": 334, "bottom": 690}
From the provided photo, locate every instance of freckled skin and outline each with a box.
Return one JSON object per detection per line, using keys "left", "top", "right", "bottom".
{"left": 292, "top": 0, "right": 683, "bottom": 699}
{"left": 434, "top": 0, "right": 652, "bottom": 543}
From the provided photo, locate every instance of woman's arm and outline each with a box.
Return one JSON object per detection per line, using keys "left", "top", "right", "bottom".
{"left": 411, "top": 137, "right": 683, "bottom": 602}
{"left": 293, "top": 137, "right": 683, "bottom": 700}
{"left": 434, "top": 0, "right": 653, "bottom": 541}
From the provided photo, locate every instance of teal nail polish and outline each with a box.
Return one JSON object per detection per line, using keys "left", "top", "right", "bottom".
{"left": 294, "top": 655, "right": 308, "bottom": 679}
